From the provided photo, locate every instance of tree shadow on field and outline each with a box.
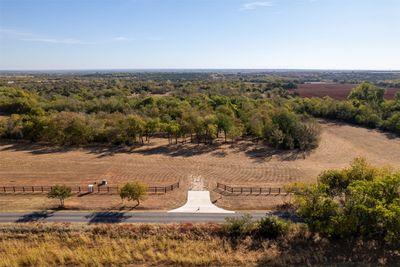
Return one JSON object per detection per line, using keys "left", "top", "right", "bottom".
{"left": 0, "top": 140, "right": 75, "bottom": 155}
{"left": 16, "top": 210, "right": 56, "bottom": 223}
{"left": 240, "top": 144, "right": 311, "bottom": 163}
{"left": 85, "top": 212, "right": 132, "bottom": 224}
{"left": 129, "top": 143, "right": 221, "bottom": 158}
{"left": 1, "top": 138, "right": 312, "bottom": 162}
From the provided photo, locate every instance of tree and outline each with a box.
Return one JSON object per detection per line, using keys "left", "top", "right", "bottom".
{"left": 126, "top": 115, "right": 145, "bottom": 144}
{"left": 144, "top": 118, "right": 160, "bottom": 142}
{"left": 293, "top": 158, "right": 400, "bottom": 243}
{"left": 47, "top": 185, "right": 73, "bottom": 208}
{"left": 343, "top": 174, "right": 400, "bottom": 242}
{"left": 396, "top": 91, "right": 400, "bottom": 102}
{"left": 64, "top": 113, "right": 93, "bottom": 145}
{"left": 119, "top": 182, "right": 148, "bottom": 207}
{"left": 295, "top": 118, "right": 321, "bottom": 150}
{"left": 294, "top": 184, "right": 340, "bottom": 234}
{"left": 227, "top": 121, "right": 244, "bottom": 143}
{"left": 166, "top": 120, "right": 180, "bottom": 144}
{"left": 216, "top": 105, "right": 235, "bottom": 142}
{"left": 318, "top": 169, "right": 349, "bottom": 196}
{"left": 348, "top": 82, "right": 385, "bottom": 105}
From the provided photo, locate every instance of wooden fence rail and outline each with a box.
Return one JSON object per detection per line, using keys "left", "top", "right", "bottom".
{"left": 216, "top": 182, "right": 286, "bottom": 195}
{"left": 0, "top": 182, "right": 179, "bottom": 195}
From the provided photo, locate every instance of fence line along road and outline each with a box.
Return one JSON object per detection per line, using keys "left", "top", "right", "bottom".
{"left": 216, "top": 182, "right": 288, "bottom": 195}
{"left": 0, "top": 182, "right": 180, "bottom": 195}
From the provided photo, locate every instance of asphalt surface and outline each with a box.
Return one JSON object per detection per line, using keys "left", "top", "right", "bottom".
{"left": 0, "top": 211, "right": 300, "bottom": 224}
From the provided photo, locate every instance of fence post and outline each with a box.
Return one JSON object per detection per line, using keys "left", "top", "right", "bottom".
{"left": 41, "top": 186, "right": 43, "bottom": 193}
{"left": 107, "top": 187, "right": 110, "bottom": 193}
{"left": 269, "top": 187, "right": 271, "bottom": 194}
{"left": 278, "top": 188, "right": 281, "bottom": 194}
{"left": 13, "top": 186, "right": 15, "bottom": 193}
{"left": 3, "top": 186, "right": 5, "bottom": 193}
{"left": 32, "top": 186, "right": 34, "bottom": 193}
{"left": 165, "top": 187, "right": 167, "bottom": 193}
{"left": 22, "top": 187, "right": 25, "bottom": 193}
{"left": 224, "top": 184, "right": 227, "bottom": 191}
{"left": 241, "top": 187, "right": 243, "bottom": 194}
{"left": 260, "top": 187, "right": 261, "bottom": 194}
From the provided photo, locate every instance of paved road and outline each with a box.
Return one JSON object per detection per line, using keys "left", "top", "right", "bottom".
{"left": 0, "top": 211, "right": 299, "bottom": 224}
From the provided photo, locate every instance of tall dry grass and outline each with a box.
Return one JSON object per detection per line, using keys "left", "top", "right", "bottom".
{"left": 0, "top": 223, "right": 398, "bottom": 266}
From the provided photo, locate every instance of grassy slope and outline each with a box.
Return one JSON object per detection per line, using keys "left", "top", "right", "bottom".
{"left": 0, "top": 223, "right": 398, "bottom": 266}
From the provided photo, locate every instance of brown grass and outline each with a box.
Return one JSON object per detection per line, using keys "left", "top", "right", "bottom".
{"left": 0, "top": 223, "right": 398, "bottom": 266}
{"left": 1, "top": 120, "right": 400, "bottom": 211}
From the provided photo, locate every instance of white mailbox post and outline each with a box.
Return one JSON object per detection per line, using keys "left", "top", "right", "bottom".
{"left": 88, "top": 184, "right": 94, "bottom": 193}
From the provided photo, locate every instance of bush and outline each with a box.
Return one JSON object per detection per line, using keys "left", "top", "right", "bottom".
{"left": 224, "top": 214, "right": 255, "bottom": 236}
{"left": 258, "top": 216, "right": 289, "bottom": 238}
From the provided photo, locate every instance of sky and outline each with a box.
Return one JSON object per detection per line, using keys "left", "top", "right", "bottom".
{"left": 0, "top": 0, "right": 399, "bottom": 70}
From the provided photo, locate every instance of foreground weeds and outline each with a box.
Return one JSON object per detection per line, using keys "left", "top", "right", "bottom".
{"left": 0, "top": 223, "right": 398, "bottom": 266}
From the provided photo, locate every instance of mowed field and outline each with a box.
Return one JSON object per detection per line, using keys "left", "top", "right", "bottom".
{"left": 294, "top": 83, "right": 400, "bottom": 100}
{"left": 1, "top": 120, "right": 400, "bottom": 211}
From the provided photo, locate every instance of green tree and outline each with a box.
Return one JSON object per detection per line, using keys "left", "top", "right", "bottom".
{"left": 396, "top": 91, "right": 400, "bottom": 102}
{"left": 294, "top": 184, "right": 341, "bottom": 234}
{"left": 144, "top": 118, "right": 160, "bottom": 142}
{"left": 227, "top": 121, "right": 244, "bottom": 143}
{"left": 47, "top": 185, "right": 73, "bottom": 208}
{"left": 216, "top": 105, "right": 235, "bottom": 142}
{"left": 64, "top": 114, "right": 93, "bottom": 145}
{"left": 119, "top": 182, "right": 148, "bottom": 207}
{"left": 318, "top": 169, "right": 349, "bottom": 196}
{"left": 126, "top": 115, "right": 145, "bottom": 144}
{"left": 348, "top": 82, "right": 385, "bottom": 105}
{"left": 166, "top": 120, "right": 180, "bottom": 144}
{"left": 293, "top": 158, "right": 400, "bottom": 243}
{"left": 343, "top": 175, "right": 400, "bottom": 242}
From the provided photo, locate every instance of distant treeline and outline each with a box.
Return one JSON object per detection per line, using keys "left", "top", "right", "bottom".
{"left": 1, "top": 77, "right": 399, "bottom": 148}
{"left": 293, "top": 83, "right": 400, "bottom": 135}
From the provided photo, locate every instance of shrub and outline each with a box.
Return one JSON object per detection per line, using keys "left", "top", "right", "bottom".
{"left": 258, "top": 216, "right": 289, "bottom": 238}
{"left": 224, "top": 214, "right": 255, "bottom": 236}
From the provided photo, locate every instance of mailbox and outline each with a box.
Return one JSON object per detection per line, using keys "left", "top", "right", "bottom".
{"left": 88, "top": 184, "right": 94, "bottom": 193}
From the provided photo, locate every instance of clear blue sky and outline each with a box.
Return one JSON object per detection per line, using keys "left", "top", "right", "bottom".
{"left": 0, "top": 0, "right": 399, "bottom": 70}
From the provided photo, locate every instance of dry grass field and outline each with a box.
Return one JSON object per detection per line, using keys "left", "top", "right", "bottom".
{"left": 294, "top": 83, "right": 400, "bottom": 100}
{"left": 0, "top": 223, "right": 397, "bottom": 266}
{"left": 1, "top": 120, "right": 400, "bottom": 211}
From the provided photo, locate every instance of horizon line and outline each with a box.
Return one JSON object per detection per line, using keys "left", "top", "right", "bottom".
{"left": 1, "top": 68, "right": 400, "bottom": 73}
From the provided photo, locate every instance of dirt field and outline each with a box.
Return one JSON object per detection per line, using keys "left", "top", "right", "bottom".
{"left": 294, "top": 83, "right": 400, "bottom": 100}
{"left": 1, "top": 120, "right": 400, "bottom": 211}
